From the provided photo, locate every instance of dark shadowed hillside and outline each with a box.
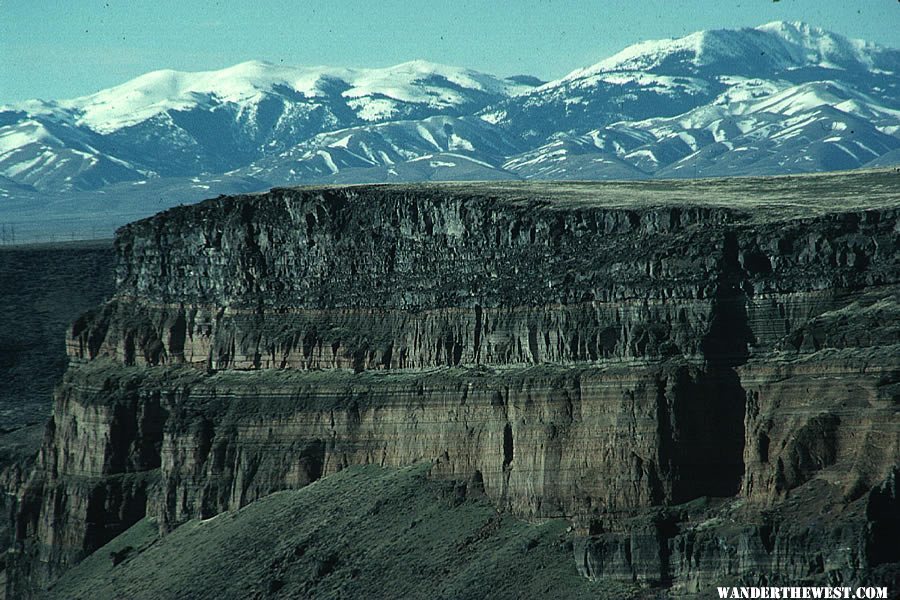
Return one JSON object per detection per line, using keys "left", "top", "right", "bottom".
{"left": 44, "top": 464, "right": 622, "bottom": 600}
{"left": 0, "top": 240, "right": 116, "bottom": 429}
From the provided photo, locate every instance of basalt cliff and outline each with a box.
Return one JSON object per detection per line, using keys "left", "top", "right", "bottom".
{"left": 7, "top": 172, "right": 900, "bottom": 597}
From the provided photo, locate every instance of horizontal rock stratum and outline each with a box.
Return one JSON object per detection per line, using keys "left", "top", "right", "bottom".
{"left": 9, "top": 171, "right": 900, "bottom": 597}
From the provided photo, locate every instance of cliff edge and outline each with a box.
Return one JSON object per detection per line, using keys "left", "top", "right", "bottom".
{"left": 8, "top": 172, "right": 900, "bottom": 597}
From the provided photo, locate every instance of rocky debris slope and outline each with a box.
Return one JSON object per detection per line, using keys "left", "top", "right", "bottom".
{"left": 6, "top": 172, "right": 900, "bottom": 597}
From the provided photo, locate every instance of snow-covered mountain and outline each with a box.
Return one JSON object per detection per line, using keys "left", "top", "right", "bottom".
{"left": 51, "top": 59, "right": 525, "bottom": 132}
{"left": 0, "top": 60, "right": 531, "bottom": 193}
{"left": 244, "top": 115, "right": 525, "bottom": 184}
{"left": 505, "top": 78, "right": 900, "bottom": 180}
{"left": 484, "top": 21, "right": 899, "bottom": 146}
{"left": 1, "top": 22, "right": 898, "bottom": 241}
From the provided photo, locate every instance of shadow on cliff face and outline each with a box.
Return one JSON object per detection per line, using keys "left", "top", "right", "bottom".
{"left": 693, "top": 232, "right": 753, "bottom": 500}
{"left": 867, "top": 467, "right": 900, "bottom": 567}
{"left": 659, "top": 232, "right": 753, "bottom": 503}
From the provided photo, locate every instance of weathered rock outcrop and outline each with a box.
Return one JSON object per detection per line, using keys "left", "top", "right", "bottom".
{"left": 7, "top": 174, "right": 900, "bottom": 597}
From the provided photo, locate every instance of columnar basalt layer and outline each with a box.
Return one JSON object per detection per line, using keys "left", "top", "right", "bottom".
{"left": 67, "top": 181, "right": 898, "bottom": 372}
{"left": 9, "top": 174, "right": 900, "bottom": 596}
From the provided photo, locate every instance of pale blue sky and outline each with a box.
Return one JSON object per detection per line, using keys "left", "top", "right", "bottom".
{"left": 1, "top": 0, "right": 897, "bottom": 103}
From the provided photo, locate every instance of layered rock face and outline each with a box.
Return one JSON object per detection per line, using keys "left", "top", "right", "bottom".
{"left": 8, "top": 174, "right": 900, "bottom": 596}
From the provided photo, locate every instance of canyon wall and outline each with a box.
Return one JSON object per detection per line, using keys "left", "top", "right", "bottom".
{"left": 8, "top": 177, "right": 899, "bottom": 596}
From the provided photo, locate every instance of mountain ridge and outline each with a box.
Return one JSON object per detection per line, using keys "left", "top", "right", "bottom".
{"left": 1, "top": 21, "right": 898, "bottom": 241}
